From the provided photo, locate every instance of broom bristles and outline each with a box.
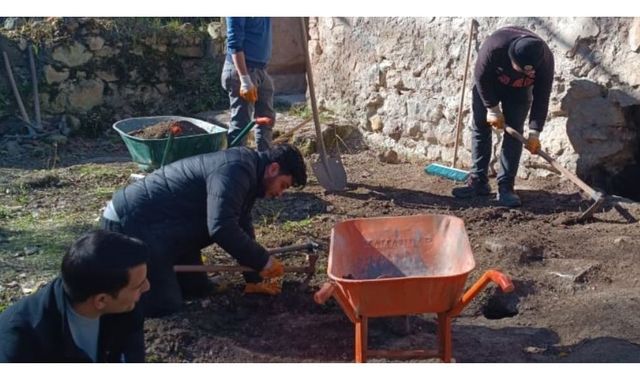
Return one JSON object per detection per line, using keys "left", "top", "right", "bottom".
{"left": 424, "top": 163, "right": 469, "bottom": 182}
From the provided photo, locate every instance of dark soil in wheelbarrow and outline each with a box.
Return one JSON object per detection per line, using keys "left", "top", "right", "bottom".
{"left": 129, "top": 120, "right": 207, "bottom": 139}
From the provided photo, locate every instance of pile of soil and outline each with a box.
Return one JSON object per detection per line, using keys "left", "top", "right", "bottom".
{"left": 129, "top": 120, "right": 207, "bottom": 139}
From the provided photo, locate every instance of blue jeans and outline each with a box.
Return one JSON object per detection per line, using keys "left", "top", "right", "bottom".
{"left": 220, "top": 61, "right": 275, "bottom": 151}
{"left": 470, "top": 85, "right": 532, "bottom": 188}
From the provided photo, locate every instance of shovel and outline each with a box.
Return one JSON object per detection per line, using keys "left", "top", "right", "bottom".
{"left": 299, "top": 18, "right": 348, "bottom": 192}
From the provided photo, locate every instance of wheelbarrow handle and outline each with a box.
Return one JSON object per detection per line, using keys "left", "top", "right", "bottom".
{"left": 314, "top": 282, "right": 336, "bottom": 304}
{"left": 314, "top": 281, "right": 357, "bottom": 324}
{"left": 160, "top": 124, "right": 183, "bottom": 167}
{"left": 448, "top": 269, "right": 514, "bottom": 317}
{"left": 229, "top": 116, "right": 274, "bottom": 147}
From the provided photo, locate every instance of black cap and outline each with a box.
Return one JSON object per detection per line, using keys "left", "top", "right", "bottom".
{"left": 508, "top": 36, "right": 545, "bottom": 69}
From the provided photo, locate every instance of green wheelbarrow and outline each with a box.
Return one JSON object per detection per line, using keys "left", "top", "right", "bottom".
{"left": 113, "top": 116, "right": 228, "bottom": 172}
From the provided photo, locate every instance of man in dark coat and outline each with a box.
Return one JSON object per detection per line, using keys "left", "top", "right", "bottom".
{"left": 0, "top": 230, "right": 150, "bottom": 362}
{"left": 100, "top": 144, "right": 307, "bottom": 317}
{"left": 453, "top": 26, "right": 555, "bottom": 207}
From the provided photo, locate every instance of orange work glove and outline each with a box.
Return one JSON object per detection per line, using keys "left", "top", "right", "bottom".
{"left": 259, "top": 256, "right": 284, "bottom": 279}
{"left": 244, "top": 279, "right": 282, "bottom": 295}
{"left": 486, "top": 105, "right": 505, "bottom": 130}
{"left": 525, "top": 130, "right": 541, "bottom": 154}
{"left": 239, "top": 74, "right": 258, "bottom": 103}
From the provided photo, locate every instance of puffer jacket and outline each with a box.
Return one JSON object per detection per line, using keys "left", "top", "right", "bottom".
{"left": 111, "top": 147, "right": 270, "bottom": 271}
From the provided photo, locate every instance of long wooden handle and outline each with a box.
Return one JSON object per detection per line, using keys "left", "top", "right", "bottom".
{"left": 452, "top": 18, "right": 476, "bottom": 169}
{"left": 273, "top": 118, "right": 312, "bottom": 144}
{"left": 299, "top": 17, "right": 331, "bottom": 171}
{"left": 2, "top": 51, "right": 32, "bottom": 127}
{"left": 504, "top": 126, "right": 601, "bottom": 200}
{"left": 174, "top": 242, "right": 317, "bottom": 273}
{"left": 174, "top": 264, "right": 310, "bottom": 273}
{"left": 267, "top": 242, "right": 317, "bottom": 255}
{"left": 28, "top": 43, "right": 42, "bottom": 130}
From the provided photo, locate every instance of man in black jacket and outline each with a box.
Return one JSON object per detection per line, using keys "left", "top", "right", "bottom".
{"left": 101, "top": 144, "right": 307, "bottom": 317}
{"left": 0, "top": 230, "right": 150, "bottom": 362}
{"left": 452, "top": 26, "right": 555, "bottom": 207}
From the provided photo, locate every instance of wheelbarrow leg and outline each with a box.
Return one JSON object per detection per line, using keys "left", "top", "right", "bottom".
{"left": 355, "top": 316, "right": 368, "bottom": 363}
{"left": 437, "top": 313, "right": 453, "bottom": 362}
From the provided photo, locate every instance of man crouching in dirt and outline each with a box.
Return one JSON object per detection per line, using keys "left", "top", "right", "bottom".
{"left": 0, "top": 230, "right": 150, "bottom": 362}
{"left": 100, "top": 144, "right": 307, "bottom": 318}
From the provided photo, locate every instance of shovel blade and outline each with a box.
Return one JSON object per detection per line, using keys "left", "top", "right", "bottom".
{"left": 312, "top": 156, "right": 347, "bottom": 192}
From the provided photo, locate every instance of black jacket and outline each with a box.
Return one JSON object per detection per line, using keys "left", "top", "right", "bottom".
{"left": 474, "top": 26, "right": 555, "bottom": 132}
{"left": 112, "top": 147, "right": 271, "bottom": 271}
{"left": 0, "top": 277, "right": 145, "bottom": 362}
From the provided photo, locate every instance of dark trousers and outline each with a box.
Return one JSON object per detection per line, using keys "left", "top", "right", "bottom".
{"left": 470, "top": 85, "right": 532, "bottom": 187}
{"left": 220, "top": 61, "right": 275, "bottom": 151}
{"left": 100, "top": 217, "right": 208, "bottom": 317}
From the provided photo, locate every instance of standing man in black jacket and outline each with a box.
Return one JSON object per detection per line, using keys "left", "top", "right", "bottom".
{"left": 101, "top": 144, "right": 307, "bottom": 317}
{"left": 0, "top": 230, "right": 150, "bottom": 362}
{"left": 453, "top": 26, "right": 554, "bottom": 207}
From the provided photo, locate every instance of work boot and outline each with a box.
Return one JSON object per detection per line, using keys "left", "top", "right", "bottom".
{"left": 497, "top": 185, "right": 522, "bottom": 207}
{"left": 452, "top": 176, "right": 491, "bottom": 198}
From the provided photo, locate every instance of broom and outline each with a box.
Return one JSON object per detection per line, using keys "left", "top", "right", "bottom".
{"left": 424, "top": 19, "right": 476, "bottom": 182}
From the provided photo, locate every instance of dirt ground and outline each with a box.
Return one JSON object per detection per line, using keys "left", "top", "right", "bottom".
{"left": 1, "top": 113, "right": 640, "bottom": 363}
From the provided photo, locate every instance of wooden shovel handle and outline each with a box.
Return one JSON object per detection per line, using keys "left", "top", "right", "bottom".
{"left": 299, "top": 17, "right": 331, "bottom": 171}
{"left": 174, "top": 264, "right": 309, "bottom": 273}
{"left": 174, "top": 242, "right": 318, "bottom": 273}
{"left": 273, "top": 118, "right": 312, "bottom": 144}
{"left": 452, "top": 19, "right": 476, "bottom": 169}
{"left": 2, "top": 50, "right": 32, "bottom": 128}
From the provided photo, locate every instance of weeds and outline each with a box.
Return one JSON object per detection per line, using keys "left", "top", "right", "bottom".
{"left": 0, "top": 206, "right": 9, "bottom": 220}
{"left": 281, "top": 218, "right": 313, "bottom": 232}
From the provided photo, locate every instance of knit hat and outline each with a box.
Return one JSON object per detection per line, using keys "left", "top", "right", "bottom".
{"left": 508, "top": 36, "right": 545, "bottom": 70}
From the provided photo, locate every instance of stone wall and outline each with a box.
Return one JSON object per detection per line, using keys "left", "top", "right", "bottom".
{"left": 0, "top": 18, "right": 228, "bottom": 135}
{"left": 0, "top": 17, "right": 310, "bottom": 136}
{"left": 270, "top": 17, "right": 306, "bottom": 95}
{"left": 308, "top": 17, "right": 640, "bottom": 187}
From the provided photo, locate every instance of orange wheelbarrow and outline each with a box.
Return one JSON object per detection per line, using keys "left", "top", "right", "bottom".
{"left": 314, "top": 214, "right": 514, "bottom": 362}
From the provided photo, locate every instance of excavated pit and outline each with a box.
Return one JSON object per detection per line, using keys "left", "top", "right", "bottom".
{"left": 606, "top": 104, "right": 640, "bottom": 202}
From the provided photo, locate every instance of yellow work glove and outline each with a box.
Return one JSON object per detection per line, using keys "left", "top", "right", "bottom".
{"left": 525, "top": 130, "right": 541, "bottom": 154}
{"left": 244, "top": 279, "right": 282, "bottom": 295}
{"left": 486, "top": 105, "right": 505, "bottom": 130}
{"left": 239, "top": 74, "right": 258, "bottom": 103}
{"left": 259, "top": 256, "right": 284, "bottom": 279}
